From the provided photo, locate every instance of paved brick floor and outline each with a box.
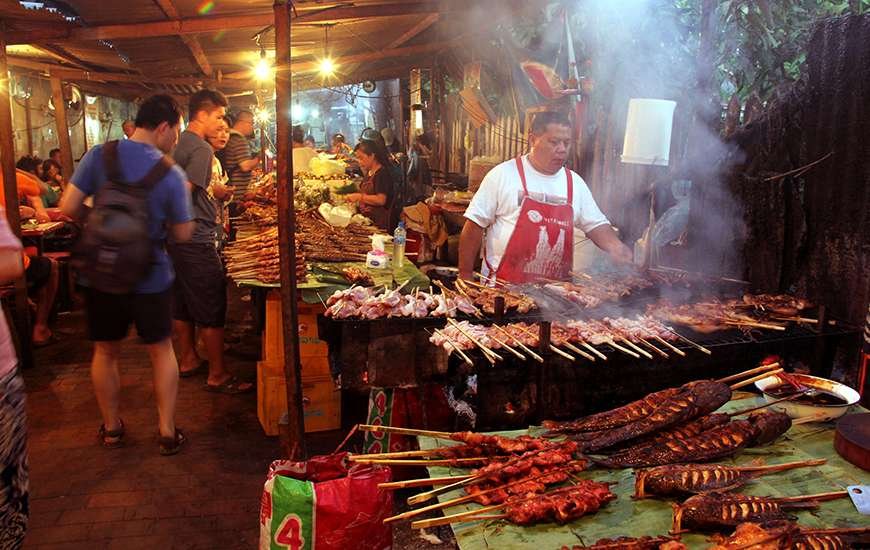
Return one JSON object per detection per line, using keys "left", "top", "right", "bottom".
{"left": 21, "top": 296, "right": 286, "bottom": 549}
{"left": 20, "top": 292, "right": 458, "bottom": 549}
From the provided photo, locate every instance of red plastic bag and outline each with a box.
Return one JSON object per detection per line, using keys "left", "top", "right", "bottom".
{"left": 259, "top": 453, "right": 392, "bottom": 550}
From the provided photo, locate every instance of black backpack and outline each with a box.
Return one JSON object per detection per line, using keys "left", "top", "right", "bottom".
{"left": 72, "top": 140, "right": 173, "bottom": 294}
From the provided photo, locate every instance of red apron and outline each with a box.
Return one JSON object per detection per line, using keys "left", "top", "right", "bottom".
{"left": 486, "top": 156, "right": 574, "bottom": 284}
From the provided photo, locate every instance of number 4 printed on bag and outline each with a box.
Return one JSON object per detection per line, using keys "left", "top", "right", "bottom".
{"left": 275, "top": 514, "right": 305, "bottom": 550}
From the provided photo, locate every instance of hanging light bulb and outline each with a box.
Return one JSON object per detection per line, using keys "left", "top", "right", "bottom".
{"left": 317, "top": 25, "right": 337, "bottom": 77}
{"left": 253, "top": 44, "right": 273, "bottom": 82}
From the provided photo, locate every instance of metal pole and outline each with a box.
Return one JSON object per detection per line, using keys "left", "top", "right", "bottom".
{"left": 24, "top": 96, "right": 33, "bottom": 155}
{"left": 0, "top": 30, "right": 32, "bottom": 368}
{"left": 274, "top": 0, "right": 306, "bottom": 459}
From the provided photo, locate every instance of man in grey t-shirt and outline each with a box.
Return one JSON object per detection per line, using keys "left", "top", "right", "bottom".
{"left": 170, "top": 89, "right": 252, "bottom": 394}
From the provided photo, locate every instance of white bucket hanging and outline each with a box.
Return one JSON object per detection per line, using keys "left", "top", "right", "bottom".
{"left": 621, "top": 98, "right": 677, "bottom": 166}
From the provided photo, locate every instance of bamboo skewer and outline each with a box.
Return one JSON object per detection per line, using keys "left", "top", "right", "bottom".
{"left": 488, "top": 323, "right": 545, "bottom": 363}
{"left": 357, "top": 424, "right": 454, "bottom": 440}
{"left": 351, "top": 449, "right": 440, "bottom": 460}
{"left": 605, "top": 338, "right": 640, "bottom": 359}
{"left": 513, "top": 323, "right": 576, "bottom": 361}
{"left": 653, "top": 335, "right": 686, "bottom": 357}
{"left": 410, "top": 503, "right": 505, "bottom": 529}
{"left": 723, "top": 319, "right": 787, "bottom": 331}
{"left": 433, "top": 328, "right": 474, "bottom": 366}
{"left": 352, "top": 457, "right": 494, "bottom": 466}
{"left": 718, "top": 362, "right": 781, "bottom": 384}
{"left": 730, "top": 368, "right": 784, "bottom": 391}
{"left": 378, "top": 475, "right": 470, "bottom": 490}
{"left": 775, "top": 490, "right": 848, "bottom": 503}
{"left": 620, "top": 338, "right": 653, "bottom": 359}
{"left": 660, "top": 325, "right": 712, "bottom": 355}
{"left": 580, "top": 341, "right": 608, "bottom": 360}
{"left": 488, "top": 334, "right": 526, "bottom": 361}
{"left": 448, "top": 319, "right": 503, "bottom": 363}
{"left": 384, "top": 462, "right": 583, "bottom": 524}
{"left": 561, "top": 341, "right": 596, "bottom": 362}
{"left": 638, "top": 338, "right": 669, "bottom": 358}
{"left": 727, "top": 390, "right": 809, "bottom": 416}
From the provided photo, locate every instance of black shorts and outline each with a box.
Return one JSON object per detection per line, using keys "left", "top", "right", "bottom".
{"left": 85, "top": 287, "right": 173, "bottom": 344}
{"left": 168, "top": 242, "right": 226, "bottom": 328}
{"left": 25, "top": 256, "right": 52, "bottom": 292}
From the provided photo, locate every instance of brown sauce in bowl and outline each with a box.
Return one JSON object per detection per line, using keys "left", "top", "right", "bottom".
{"left": 765, "top": 384, "right": 849, "bottom": 406}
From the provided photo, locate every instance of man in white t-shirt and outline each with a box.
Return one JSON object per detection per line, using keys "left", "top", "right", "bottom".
{"left": 460, "top": 112, "right": 632, "bottom": 282}
{"left": 292, "top": 125, "right": 318, "bottom": 175}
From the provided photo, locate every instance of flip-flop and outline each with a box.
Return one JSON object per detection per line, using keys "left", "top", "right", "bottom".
{"left": 158, "top": 429, "right": 186, "bottom": 456}
{"left": 179, "top": 359, "right": 208, "bottom": 378}
{"left": 204, "top": 376, "right": 254, "bottom": 395}
{"left": 98, "top": 419, "right": 125, "bottom": 449}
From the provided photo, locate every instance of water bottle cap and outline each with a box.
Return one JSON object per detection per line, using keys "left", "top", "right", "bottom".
{"left": 398, "top": 221, "right": 405, "bottom": 228}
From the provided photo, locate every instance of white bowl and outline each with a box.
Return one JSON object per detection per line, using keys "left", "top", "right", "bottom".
{"left": 754, "top": 373, "right": 860, "bottom": 422}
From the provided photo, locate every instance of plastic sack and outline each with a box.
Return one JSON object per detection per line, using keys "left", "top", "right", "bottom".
{"left": 259, "top": 452, "right": 392, "bottom": 550}
{"left": 310, "top": 156, "right": 346, "bottom": 177}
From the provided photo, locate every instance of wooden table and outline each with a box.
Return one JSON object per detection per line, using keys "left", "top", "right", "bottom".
{"left": 20, "top": 221, "right": 65, "bottom": 255}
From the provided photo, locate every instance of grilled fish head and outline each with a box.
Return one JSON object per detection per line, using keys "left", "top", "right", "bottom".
{"left": 748, "top": 410, "right": 792, "bottom": 445}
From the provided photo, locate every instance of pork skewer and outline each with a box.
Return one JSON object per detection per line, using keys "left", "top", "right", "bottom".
{"left": 378, "top": 475, "right": 470, "bottom": 490}
{"left": 488, "top": 323, "right": 546, "bottom": 363}
{"left": 432, "top": 328, "right": 474, "bottom": 366}
{"left": 448, "top": 318, "right": 503, "bottom": 363}
{"left": 633, "top": 458, "right": 827, "bottom": 498}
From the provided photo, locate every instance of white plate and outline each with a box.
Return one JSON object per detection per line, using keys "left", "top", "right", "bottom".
{"left": 755, "top": 373, "right": 860, "bottom": 422}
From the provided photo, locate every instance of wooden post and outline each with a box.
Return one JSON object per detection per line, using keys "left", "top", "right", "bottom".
{"left": 274, "top": 0, "right": 306, "bottom": 460}
{"left": 0, "top": 31, "right": 32, "bottom": 368}
{"left": 49, "top": 74, "right": 74, "bottom": 180}
{"left": 24, "top": 96, "right": 33, "bottom": 155}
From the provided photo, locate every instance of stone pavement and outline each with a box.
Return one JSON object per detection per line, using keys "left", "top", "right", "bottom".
{"left": 19, "top": 296, "right": 335, "bottom": 549}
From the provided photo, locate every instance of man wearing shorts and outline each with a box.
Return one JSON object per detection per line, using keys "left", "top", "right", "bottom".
{"left": 170, "top": 89, "right": 251, "bottom": 393}
{"left": 60, "top": 94, "right": 193, "bottom": 455}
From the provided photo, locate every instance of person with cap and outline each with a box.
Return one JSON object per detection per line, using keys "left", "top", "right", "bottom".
{"left": 330, "top": 133, "right": 353, "bottom": 158}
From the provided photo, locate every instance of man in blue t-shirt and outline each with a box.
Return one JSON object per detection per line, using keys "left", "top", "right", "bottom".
{"left": 60, "top": 94, "right": 193, "bottom": 456}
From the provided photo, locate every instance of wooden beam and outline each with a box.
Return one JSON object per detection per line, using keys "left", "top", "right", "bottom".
{"left": 151, "top": 0, "right": 213, "bottom": 77}
{"left": 0, "top": 30, "right": 33, "bottom": 368}
{"left": 6, "top": 56, "right": 229, "bottom": 87}
{"left": 273, "top": 0, "right": 306, "bottom": 460}
{"left": 225, "top": 40, "right": 452, "bottom": 80}
{"left": 49, "top": 74, "right": 75, "bottom": 180}
{"left": 387, "top": 13, "right": 439, "bottom": 49}
{"left": 5, "top": 3, "right": 446, "bottom": 44}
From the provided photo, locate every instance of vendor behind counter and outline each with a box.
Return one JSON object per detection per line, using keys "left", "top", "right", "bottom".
{"left": 343, "top": 140, "right": 398, "bottom": 232}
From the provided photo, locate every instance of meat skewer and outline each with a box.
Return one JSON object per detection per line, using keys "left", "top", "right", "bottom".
{"left": 670, "top": 490, "right": 848, "bottom": 534}
{"left": 432, "top": 328, "right": 474, "bottom": 366}
{"left": 411, "top": 481, "right": 616, "bottom": 529}
{"left": 633, "top": 458, "right": 827, "bottom": 499}
{"left": 488, "top": 323, "right": 545, "bottom": 363}
{"left": 378, "top": 475, "right": 470, "bottom": 490}
{"left": 407, "top": 440, "right": 580, "bottom": 505}
{"left": 382, "top": 459, "right": 588, "bottom": 524}
{"left": 448, "top": 318, "right": 503, "bottom": 363}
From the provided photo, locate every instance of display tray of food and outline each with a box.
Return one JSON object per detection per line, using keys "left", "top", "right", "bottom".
{"left": 351, "top": 367, "right": 866, "bottom": 550}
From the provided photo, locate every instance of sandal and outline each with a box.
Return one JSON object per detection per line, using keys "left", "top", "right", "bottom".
{"left": 159, "top": 429, "right": 186, "bottom": 456}
{"left": 179, "top": 359, "right": 208, "bottom": 378}
{"left": 204, "top": 375, "right": 254, "bottom": 395}
{"left": 98, "top": 419, "right": 125, "bottom": 449}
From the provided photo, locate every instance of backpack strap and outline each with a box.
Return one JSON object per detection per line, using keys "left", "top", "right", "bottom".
{"left": 136, "top": 155, "right": 174, "bottom": 190}
{"left": 103, "top": 140, "right": 123, "bottom": 182}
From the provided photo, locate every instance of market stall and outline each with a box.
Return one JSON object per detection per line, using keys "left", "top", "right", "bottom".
{"left": 350, "top": 364, "right": 868, "bottom": 549}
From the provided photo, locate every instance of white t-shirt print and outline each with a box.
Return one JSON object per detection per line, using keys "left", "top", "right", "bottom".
{"left": 464, "top": 155, "right": 610, "bottom": 275}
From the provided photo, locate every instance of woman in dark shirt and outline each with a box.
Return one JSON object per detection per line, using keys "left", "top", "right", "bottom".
{"left": 345, "top": 140, "right": 396, "bottom": 231}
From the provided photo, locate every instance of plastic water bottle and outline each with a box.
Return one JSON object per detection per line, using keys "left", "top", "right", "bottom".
{"left": 393, "top": 221, "right": 406, "bottom": 269}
